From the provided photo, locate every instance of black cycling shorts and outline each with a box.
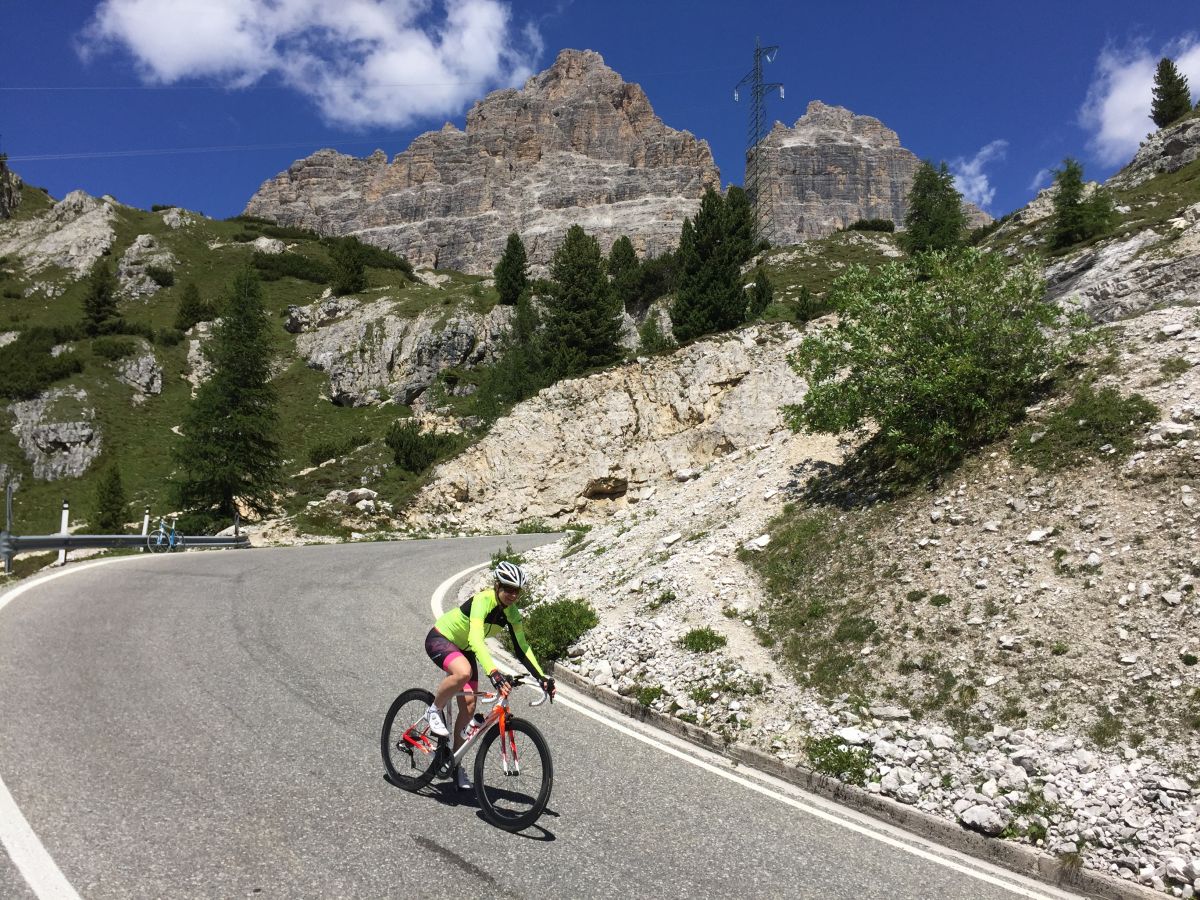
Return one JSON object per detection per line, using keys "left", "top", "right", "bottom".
{"left": 424, "top": 628, "right": 479, "bottom": 690}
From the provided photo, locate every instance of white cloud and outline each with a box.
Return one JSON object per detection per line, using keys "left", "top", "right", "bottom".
{"left": 1080, "top": 36, "right": 1200, "bottom": 167}
{"left": 951, "top": 140, "right": 1008, "bottom": 210}
{"left": 1028, "top": 167, "right": 1053, "bottom": 192}
{"left": 78, "top": 0, "right": 540, "bottom": 128}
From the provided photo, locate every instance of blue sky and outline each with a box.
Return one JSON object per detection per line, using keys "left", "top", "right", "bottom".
{"left": 3, "top": 1, "right": 1199, "bottom": 223}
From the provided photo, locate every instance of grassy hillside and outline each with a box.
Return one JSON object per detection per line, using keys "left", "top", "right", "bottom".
{"left": 0, "top": 199, "right": 499, "bottom": 539}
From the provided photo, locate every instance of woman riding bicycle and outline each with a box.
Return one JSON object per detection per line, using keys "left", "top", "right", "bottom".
{"left": 424, "top": 561, "right": 556, "bottom": 790}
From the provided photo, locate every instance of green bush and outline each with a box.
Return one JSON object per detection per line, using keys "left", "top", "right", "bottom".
{"left": 155, "top": 328, "right": 185, "bottom": 347}
{"left": 251, "top": 251, "right": 331, "bottom": 284}
{"left": 847, "top": 218, "right": 895, "bottom": 232}
{"left": 515, "top": 519, "right": 554, "bottom": 534}
{"left": 680, "top": 627, "right": 727, "bottom": 653}
{"left": 516, "top": 598, "right": 599, "bottom": 662}
{"left": 353, "top": 241, "right": 414, "bottom": 278}
{"left": 634, "top": 684, "right": 664, "bottom": 707}
{"left": 91, "top": 335, "right": 138, "bottom": 361}
{"left": 0, "top": 327, "right": 84, "bottom": 400}
{"left": 145, "top": 265, "right": 175, "bottom": 288}
{"left": 306, "top": 433, "right": 370, "bottom": 466}
{"left": 806, "top": 736, "right": 870, "bottom": 786}
{"left": 1014, "top": 381, "right": 1157, "bottom": 471}
{"left": 787, "top": 249, "right": 1060, "bottom": 479}
{"left": 384, "top": 419, "right": 463, "bottom": 473}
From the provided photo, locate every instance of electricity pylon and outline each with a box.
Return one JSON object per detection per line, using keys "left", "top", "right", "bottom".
{"left": 734, "top": 38, "right": 783, "bottom": 245}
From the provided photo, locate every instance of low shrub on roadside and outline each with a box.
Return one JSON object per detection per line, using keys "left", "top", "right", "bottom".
{"left": 510, "top": 598, "right": 599, "bottom": 662}
{"left": 806, "top": 735, "right": 870, "bottom": 786}
{"left": 680, "top": 627, "right": 727, "bottom": 653}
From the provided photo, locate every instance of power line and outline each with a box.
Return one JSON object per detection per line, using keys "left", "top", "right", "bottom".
{"left": 7, "top": 137, "right": 402, "bottom": 163}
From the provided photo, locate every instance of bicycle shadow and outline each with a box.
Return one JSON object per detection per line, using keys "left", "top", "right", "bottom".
{"left": 382, "top": 772, "right": 558, "bottom": 839}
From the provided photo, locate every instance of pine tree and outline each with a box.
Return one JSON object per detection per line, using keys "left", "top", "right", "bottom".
{"left": 328, "top": 237, "right": 367, "bottom": 295}
{"left": 670, "top": 188, "right": 753, "bottom": 342}
{"left": 82, "top": 260, "right": 120, "bottom": 336}
{"left": 173, "top": 267, "right": 282, "bottom": 523}
{"left": 748, "top": 267, "right": 774, "bottom": 318}
{"left": 494, "top": 232, "right": 529, "bottom": 306}
{"left": 541, "top": 225, "right": 623, "bottom": 378}
{"left": 1050, "top": 158, "right": 1116, "bottom": 250}
{"left": 607, "top": 235, "right": 640, "bottom": 312}
{"left": 1151, "top": 58, "right": 1193, "bottom": 128}
{"left": 174, "top": 281, "right": 213, "bottom": 332}
{"left": 901, "top": 161, "right": 967, "bottom": 254}
{"left": 92, "top": 462, "right": 127, "bottom": 533}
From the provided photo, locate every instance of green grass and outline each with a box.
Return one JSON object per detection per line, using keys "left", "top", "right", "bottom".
{"left": 806, "top": 735, "right": 870, "bottom": 786}
{"left": 1013, "top": 380, "right": 1157, "bottom": 471}
{"left": 680, "top": 627, "right": 727, "bottom": 653}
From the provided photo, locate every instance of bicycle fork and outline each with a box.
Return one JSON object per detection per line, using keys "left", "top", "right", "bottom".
{"left": 498, "top": 709, "right": 520, "bottom": 777}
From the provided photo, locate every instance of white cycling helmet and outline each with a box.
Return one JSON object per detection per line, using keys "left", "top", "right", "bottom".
{"left": 494, "top": 560, "right": 529, "bottom": 589}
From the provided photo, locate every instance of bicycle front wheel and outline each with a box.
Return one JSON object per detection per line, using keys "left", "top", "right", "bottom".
{"left": 381, "top": 688, "right": 444, "bottom": 791}
{"left": 147, "top": 530, "right": 168, "bottom": 553}
{"left": 474, "top": 717, "right": 553, "bottom": 831}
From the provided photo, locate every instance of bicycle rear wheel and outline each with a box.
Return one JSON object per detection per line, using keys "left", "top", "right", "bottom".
{"left": 473, "top": 717, "right": 552, "bottom": 831}
{"left": 171, "top": 532, "right": 185, "bottom": 551}
{"left": 147, "top": 530, "right": 168, "bottom": 553}
{"left": 381, "top": 688, "right": 445, "bottom": 791}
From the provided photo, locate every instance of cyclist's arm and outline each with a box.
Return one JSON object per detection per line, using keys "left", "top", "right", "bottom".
{"left": 505, "top": 609, "right": 546, "bottom": 679}
{"left": 467, "top": 590, "right": 501, "bottom": 677}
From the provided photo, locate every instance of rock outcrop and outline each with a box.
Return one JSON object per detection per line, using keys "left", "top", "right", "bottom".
{"left": 113, "top": 341, "right": 163, "bottom": 402}
{"left": 406, "top": 324, "right": 814, "bottom": 528}
{"left": 756, "top": 101, "right": 990, "bottom": 243}
{"left": 293, "top": 297, "right": 514, "bottom": 406}
{"left": 1109, "top": 114, "right": 1200, "bottom": 190}
{"left": 0, "top": 157, "right": 20, "bottom": 220}
{"left": 0, "top": 190, "right": 117, "bottom": 277}
{"left": 7, "top": 388, "right": 102, "bottom": 480}
{"left": 117, "top": 234, "right": 176, "bottom": 298}
{"left": 244, "top": 49, "right": 720, "bottom": 274}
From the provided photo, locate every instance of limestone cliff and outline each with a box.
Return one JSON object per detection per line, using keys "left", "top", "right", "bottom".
{"left": 244, "top": 49, "right": 720, "bottom": 274}
{"left": 757, "top": 101, "right": 990, "bottom": 242}
{"left": 0, "top": 157, "right": 20, "bottom": 220}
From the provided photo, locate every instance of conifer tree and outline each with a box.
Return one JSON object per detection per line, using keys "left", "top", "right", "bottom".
{"left": 748, "top": 267, "right": 774, "bottom": 318}
{"left": 1050, "top": 158, "right": 1116, "bottom": 250}
{"left": 92, "top": 462, "right": 127, "bottom": 533}
{"left": 173, "top": 267, "right": 281, "bottom": 523}
{"left": 1151, "top": 57, "right": 1193, "bottom": 128}
{"left": 670, "top": 188, "right": 755, "bottom": 342}
{"left": 541, "top": 225, "right": 623, "bottom": 378}
{"left": 328, "top": 237, "right": 367, "bottom": 295}
{"left": 82, "top": 260, "right": 120, "bottom": 336}
{"left": 174, "top": 281, "right": 213, "bottom": 332}
{"left": 901, "top": 161, "right": 967, "bottom": 254}
{"left": 607, "top": 235, "right": 640, "bottom": 312}
{"left": 494, "top": 232, "right": 529, "bottom": 306}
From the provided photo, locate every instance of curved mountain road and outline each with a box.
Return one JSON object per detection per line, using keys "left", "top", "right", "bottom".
{"left": 0, "top": 539, "right": 1079, "bottom": 899}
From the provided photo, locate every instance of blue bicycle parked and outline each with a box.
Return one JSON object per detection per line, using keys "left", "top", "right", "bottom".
{"left": 146, "top": 517, "right": 185, "bottom": 553}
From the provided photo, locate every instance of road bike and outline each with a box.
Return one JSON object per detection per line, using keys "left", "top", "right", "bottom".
{"left": 381, "top": 673, "right": 553, "bottom": 831}
{"left": 146, "top": 516, "right": 184, "bottom": 553}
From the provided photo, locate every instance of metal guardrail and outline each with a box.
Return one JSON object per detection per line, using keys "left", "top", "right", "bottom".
{"left": 2, "top": 482, "right": 249, "bottom": 575}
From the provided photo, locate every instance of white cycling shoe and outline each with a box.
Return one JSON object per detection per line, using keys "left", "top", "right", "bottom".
{"left": 456, "top": 767, "right": 472, "bottom": 791}
{"left": 425, "top": 706, "right": 449, "bottom": 738}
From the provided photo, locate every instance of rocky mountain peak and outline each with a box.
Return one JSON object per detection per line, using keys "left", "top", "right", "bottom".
{"left": 245, "top": 49, "right": 719, "bottom": 274}
{"left": 759, "top": 99, "right": 989, "bottom": 243}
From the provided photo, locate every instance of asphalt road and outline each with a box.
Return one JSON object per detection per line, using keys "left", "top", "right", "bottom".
{"left": 0, "top": 539, "right": 1080, "bottom": 899}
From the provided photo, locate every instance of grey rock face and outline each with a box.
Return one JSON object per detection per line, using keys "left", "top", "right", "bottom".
{"left": 0, "top": 159, "right": 21, "bottom": 220}
{"left": 294, "top": 298, "right": 514, "bottom": 406}
{"left": 244, "top": 49, "right": 720, "bottom": 274}
{"left": 0, "top": 190, "right": 118, "bottom": 277}
{"left": 7, "top": 388, "right": 102, "bottom": 480}
{"left": 115, "top": 341, "right": 163, "bottom": 401}
{"left": 118, "top": 233, "right": 177, "bottom": 298}
{"left": 756, "top": 101, "right": 990, "bottom": 243}
{"left": 1110, "top": 115, "right": 1200, "bottom": 190}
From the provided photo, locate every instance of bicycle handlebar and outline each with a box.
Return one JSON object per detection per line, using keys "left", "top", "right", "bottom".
{"left": 476, "top": 673, "right": 551, "bottom": 707}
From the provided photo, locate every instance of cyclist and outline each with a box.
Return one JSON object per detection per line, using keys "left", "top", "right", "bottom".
{"left": 424, "top": 560, "right": 556, "bottom": 790}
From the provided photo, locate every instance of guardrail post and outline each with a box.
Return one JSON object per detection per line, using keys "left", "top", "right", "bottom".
{"left": 2, "top": 482, "right": 12, "bottom": 575}
{"left": 141, "top": 506, "right": 150, "bottom": 552}
{"left": 56, "top": 498, "right": 69, "bottom": 566}
{"left": 234, "top": 513, "right": 240, "bottom": 542}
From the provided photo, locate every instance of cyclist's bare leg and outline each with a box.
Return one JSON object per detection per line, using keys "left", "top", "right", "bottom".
{"left": 452, "top": 688, "right": 477, "bottom": 753}
{"left": 433, "top": 655, "right": 476, "bottom": 750}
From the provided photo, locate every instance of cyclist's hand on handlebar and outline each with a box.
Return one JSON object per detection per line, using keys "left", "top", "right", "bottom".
{"left": 539, "top": 676, "right": 556, "bottom": 701}
{"left": 489, "top": 669, "right": 513, "bottom": 697}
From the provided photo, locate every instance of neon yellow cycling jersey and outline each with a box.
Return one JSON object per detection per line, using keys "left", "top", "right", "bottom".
{"left": 434, "top": 588, "right": 545, "bottom": 680}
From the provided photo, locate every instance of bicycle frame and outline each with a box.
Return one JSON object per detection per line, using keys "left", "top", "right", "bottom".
{"left": 404, "top": 678, "right": 548, "bottom": 775}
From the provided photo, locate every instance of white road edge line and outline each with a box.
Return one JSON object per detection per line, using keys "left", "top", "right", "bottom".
{"left": 0, "top": 555, "right": 150, "bottom": 900}
{"left": 432, "top": 563, "right": 1076, "bottom": 900}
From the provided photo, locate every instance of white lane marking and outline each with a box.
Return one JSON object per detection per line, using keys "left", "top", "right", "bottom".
{"left": 432, "top": 563, "right": 1075, "bottom": 900}
{"left": 0, "top": 556, "right": 146, "bottom": 900}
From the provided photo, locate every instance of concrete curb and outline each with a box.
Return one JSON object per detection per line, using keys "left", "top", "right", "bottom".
{"left": 546, "top": 664, "right": 1169, "bottom": 900}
